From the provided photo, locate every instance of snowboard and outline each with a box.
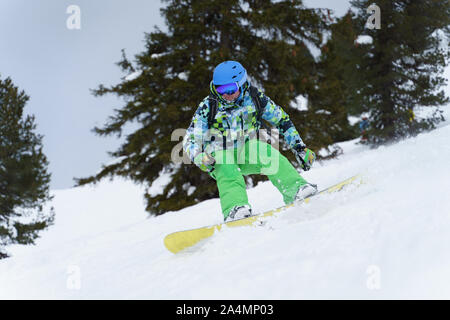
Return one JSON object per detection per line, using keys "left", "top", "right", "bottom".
{"left": 164, "top": 174, "right": 362, "bottom": 254}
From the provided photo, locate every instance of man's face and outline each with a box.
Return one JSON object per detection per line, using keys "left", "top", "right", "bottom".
{"left": 222, "top": 89, "right": 240, "bottom": 102}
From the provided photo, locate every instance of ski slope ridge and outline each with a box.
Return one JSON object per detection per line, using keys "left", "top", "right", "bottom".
{"left": 1, "top": 111, "right": 450, "bottom": 299}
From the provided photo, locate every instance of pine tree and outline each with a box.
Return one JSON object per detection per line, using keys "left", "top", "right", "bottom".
{"left": 308, "top": 11, "right": 363, "bottom": 149}
{"left": 0, "top": 76, "right": 54, "bottom": 259}
{"left": 75, "top": 0, "right": 331, "bottom": 215}
{"left": 350, "top": 0, "right": 450, "bottom": 145}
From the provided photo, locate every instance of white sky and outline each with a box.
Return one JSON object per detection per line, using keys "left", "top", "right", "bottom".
{"left": 0, "top": 0, "right": 352, "bottom": 189}
{"left": 0, "top": 0, "right": 165, "bottom": 189}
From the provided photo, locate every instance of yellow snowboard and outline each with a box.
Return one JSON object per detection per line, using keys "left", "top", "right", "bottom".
{"left": 164, "top": 174, "right": 362, "bottom": 254}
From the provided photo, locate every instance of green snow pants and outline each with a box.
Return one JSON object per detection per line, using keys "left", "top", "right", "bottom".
{"left": 210, "top": 139, "right": 308, "bottom": 219}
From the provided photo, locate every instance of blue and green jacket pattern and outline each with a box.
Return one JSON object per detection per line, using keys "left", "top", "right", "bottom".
{"left": 183, "top": 84, "right": 306, "bottom": 170}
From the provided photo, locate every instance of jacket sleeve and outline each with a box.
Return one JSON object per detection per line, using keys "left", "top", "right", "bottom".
{"left": 258, "top": 90, "right": 306, "bottom": 151}
{"left": 183, "top": 99, "right": 211, "bottom": 168}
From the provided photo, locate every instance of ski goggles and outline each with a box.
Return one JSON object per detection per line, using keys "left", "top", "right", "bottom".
{"left": 214, "top": 69, "right": 248, "bottom": 95}
{"left": 215, "top": 82, "right": 240, "bottom": 95}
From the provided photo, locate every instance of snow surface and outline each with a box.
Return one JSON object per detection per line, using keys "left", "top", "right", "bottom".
{"left": 1, "top": 109, "right": 450, "bottom": 299}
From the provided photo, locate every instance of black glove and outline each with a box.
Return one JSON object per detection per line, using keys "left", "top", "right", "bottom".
{"left": 293, "top": 146, "right": 316, "bottom": 171}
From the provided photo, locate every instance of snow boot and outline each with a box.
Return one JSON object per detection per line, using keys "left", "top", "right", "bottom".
{"left": 225, "top": 205, "right": 253, "bottom": 222}
{"left": 294, "top": 183, "right": 318, "bottom": 202}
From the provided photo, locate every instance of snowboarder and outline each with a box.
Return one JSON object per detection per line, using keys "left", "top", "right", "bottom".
{"left": 183, "top": 61, "right": 317, "bottom": 222}
{"left": 359, "top": 116, "right": 369, "bottom": 142}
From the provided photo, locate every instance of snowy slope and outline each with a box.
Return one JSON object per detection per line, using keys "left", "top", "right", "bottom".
{"left": 1, "top": 107, "right": 450, "bottom": 299}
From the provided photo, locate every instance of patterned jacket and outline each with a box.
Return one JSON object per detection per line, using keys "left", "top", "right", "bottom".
{"left": 183, "top": 83, "right": 306, "bottom": 171}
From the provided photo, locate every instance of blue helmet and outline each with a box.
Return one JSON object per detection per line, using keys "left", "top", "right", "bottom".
{"left": 212, "top": 61, "right": 247, "bottom": 86}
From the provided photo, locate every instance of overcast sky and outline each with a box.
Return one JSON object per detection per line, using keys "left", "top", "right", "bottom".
{"left": 0, "top": 0, "right": 352, "bottom": 190}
